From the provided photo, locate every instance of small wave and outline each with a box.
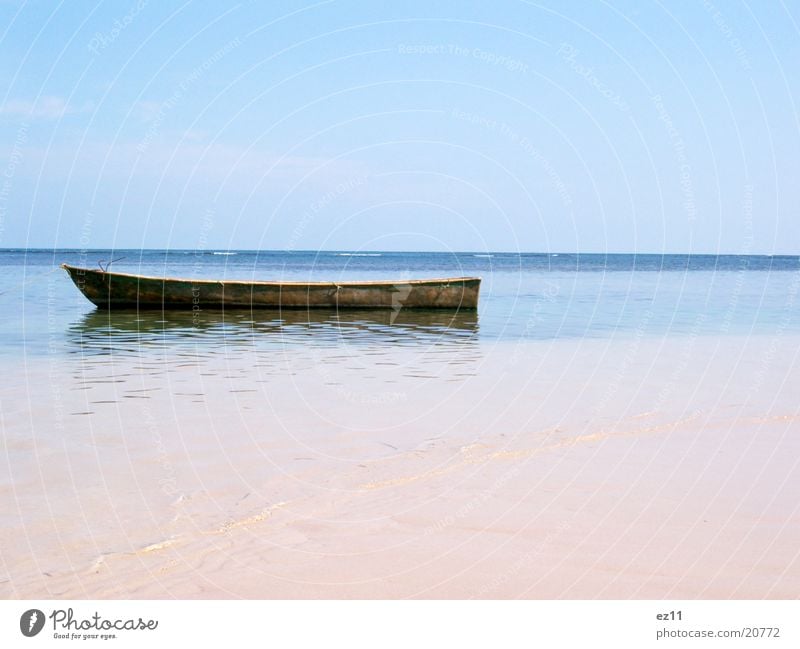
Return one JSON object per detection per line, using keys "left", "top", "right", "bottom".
{"left": 473, "top": 254, "right": 493, "bottom": 258}
{"left": 213, "top": 252, "right": 237, "bottom": 256}
{"left": 336, "top": 253, "right": 382, "bottom": 257}
{"left": 138, "top": 539, "right": 179, "bottom": 554}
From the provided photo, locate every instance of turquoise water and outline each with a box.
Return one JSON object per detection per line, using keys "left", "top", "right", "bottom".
{"left": 1, "top": 250, "right": 798, "bottom": 358}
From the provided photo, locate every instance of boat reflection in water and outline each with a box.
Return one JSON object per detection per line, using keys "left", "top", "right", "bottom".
{"left": 68, "top": 307, "right": 480, "bottom": 357}
{"left": 67, "top": 308, "right": 481, "bottom": 394}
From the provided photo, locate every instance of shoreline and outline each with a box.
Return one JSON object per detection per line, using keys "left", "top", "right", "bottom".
{"left": 3, "top": 334, "right": 798, "bottom": 599}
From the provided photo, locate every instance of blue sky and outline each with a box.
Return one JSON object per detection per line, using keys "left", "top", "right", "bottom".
{"left": 0, "top": 0, "right": 798, "bottom": 253}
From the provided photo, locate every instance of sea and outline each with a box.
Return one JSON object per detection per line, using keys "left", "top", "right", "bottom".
{"left": 1, "top": 249, "right": 799, "bottom": 597}
{"left": 2, "top": 249, "right": 799, "bottom": 355}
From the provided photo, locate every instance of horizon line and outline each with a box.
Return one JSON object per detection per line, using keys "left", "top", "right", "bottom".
{"left": 1, "top": 247, "right": 798, "bottom": 257}
{"left": 0, "top": 246, "right": 800, "bottom": 257}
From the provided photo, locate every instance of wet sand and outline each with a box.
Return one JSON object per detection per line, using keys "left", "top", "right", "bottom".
{"left": 2, "top": 333, "right": 799, "bottom": 598}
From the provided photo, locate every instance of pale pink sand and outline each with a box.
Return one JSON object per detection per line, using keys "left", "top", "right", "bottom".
{"left": 2, "top": 334, "right": 798, "bottom": 598}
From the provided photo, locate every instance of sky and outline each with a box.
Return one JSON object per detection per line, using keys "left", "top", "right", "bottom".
{"left": 0, "top": 0, "right": 798, "bottom": 253}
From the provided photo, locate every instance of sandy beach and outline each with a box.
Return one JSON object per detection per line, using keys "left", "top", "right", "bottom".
{"left": 3, "top": 329, "right": 798, "bottom": 599}
{"left": 4, "top": 5, "right": 800, "bottom": 646}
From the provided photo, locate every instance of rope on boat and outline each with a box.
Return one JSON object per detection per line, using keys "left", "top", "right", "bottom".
{"left": 0, "top": 265, "right": 61, "bottom": 296}
{"left": 97, "top": 256, "right": 126, "bottom": 272}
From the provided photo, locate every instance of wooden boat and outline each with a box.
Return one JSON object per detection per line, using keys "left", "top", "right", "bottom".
{"left": 61, "top": 264, "right": 481, "bottom": 310}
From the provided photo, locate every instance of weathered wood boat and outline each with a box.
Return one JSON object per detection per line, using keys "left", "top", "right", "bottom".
{"left": 61, "top": 264, "right": 480, "bottom": 310}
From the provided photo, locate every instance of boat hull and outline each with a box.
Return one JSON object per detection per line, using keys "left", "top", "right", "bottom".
{"left": 61, "top": 264, "right": 481, "bottom": 310}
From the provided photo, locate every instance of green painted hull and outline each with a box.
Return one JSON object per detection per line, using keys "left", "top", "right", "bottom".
{"left": 61, "top": 264, "right": 481, "bottom": 311}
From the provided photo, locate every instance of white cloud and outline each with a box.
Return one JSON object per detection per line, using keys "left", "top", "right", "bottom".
{"left": 133, "top": 100, "right": 161, "bottom": 123}
{"left": 0, "top": 96, "right": 94, "bottom": 120}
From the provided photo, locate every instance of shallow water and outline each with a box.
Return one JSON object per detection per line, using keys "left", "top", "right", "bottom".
{"left": 1, "top": 250, "right": 799, "bottom": 597}
{"left": 2, "top": 250, "right": 799, "bottom": 354}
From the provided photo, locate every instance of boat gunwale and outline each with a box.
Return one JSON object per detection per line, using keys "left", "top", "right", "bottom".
{"left": 60, "top": 264, "right": 481, "bottom": 287}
